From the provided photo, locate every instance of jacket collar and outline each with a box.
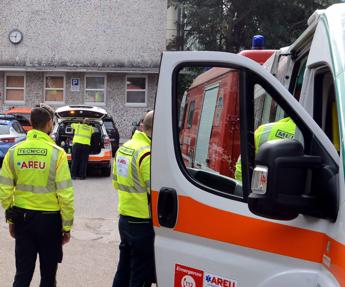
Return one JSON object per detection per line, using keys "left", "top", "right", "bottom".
{"left": 27, "top": 129, "right": 56, "bottom": 144}
{"left": 132, "top": 131, "right": 151, "bottom": 145}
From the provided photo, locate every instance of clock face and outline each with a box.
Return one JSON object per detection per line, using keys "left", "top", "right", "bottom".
{"left": 9, "top": 30, "right": 23, "bottom": 44}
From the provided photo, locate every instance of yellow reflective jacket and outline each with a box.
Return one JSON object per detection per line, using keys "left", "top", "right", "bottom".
{"left": 0, "top": 129, "right": 74, "bottom": 231}
{"left": 112, "top": 131, "right": 151, "bottom": 219}
{"left": 235, "top": 117, "right": 296, "bottom": 181}
{"left": 71, "top": 123, "right": 94, "bottom": 145}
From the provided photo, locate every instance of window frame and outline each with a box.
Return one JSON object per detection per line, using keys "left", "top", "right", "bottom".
{"left": 4, "top": 72, "right": 26, "bottom": 104}
{"left": 125, "top": 75, "right": 148, "bottom": 107}
{"left": 84, "top": 74, "right": 107, "bottom": 106}
{"left": 44, "top": 73, "right": 65, "bottom": 104}
{"left": 172, "top": 62, "right": 328, "bottom": 204}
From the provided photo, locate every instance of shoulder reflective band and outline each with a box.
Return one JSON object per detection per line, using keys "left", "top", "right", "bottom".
{"left": 9, "top": 149, "right": 17, "bottom": 182}
{"left": 0, "top": 175, "right": 14, "bottom": 187}
{"left": 131, "top": 145, "right": 150, "bottom": 194}
{"left": 47, "top": 149, "right": 58, "bottom": 192}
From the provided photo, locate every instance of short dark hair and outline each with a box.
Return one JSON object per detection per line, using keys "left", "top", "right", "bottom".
{"left": 31, "top": 108, "right": 52, "bottom": 130}
{"left": 34, "top": 103, "right": 55, "bottom": 119}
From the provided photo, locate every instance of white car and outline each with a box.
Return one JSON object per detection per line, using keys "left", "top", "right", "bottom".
{"left": 51, "top": 105, "right": 112, "bottom": 177}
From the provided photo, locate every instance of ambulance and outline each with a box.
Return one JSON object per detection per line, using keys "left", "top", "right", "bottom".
{"left": 179, "top": 49, "right": 274, "bottom": 178}
{"left": 151, "top": 3, "right": 345, "bottom": 287}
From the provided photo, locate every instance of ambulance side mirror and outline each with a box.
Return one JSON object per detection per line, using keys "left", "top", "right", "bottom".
{"left": 247, "top": 139, "right": 324, "bottom": 220}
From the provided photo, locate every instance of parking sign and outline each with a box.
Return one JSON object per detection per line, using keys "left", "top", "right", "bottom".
{"left": 71, "top": 78, "right": 80, "bottom": 92}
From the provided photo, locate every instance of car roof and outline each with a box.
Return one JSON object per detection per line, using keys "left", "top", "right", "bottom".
{"left": 5, "top": 107, "right": 32, "bottom": 114}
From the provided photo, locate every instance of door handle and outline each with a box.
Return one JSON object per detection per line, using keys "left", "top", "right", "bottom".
{"left": 158, "top": 187, "right": 178, "bottom": 228}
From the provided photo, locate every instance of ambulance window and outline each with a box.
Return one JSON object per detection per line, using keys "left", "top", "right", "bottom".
{"left": 176, "top": 66, "right": 243, "bottom": 200}
{"left": 254, "top": 85, "right": 282, "bottom": 128}
{"left": 174, "top": 64, "right": 306, "bottom": 202}
{"left": 187, "top": 101, "right": 195, "bottom": 128}
{"left": 313, "top": 69, "right": 339, "bottom": 152}
{"left": 290, "top": 55, "right": 308, "bottom": 100}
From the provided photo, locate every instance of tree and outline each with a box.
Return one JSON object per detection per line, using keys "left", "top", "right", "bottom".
{"left": 169, "top": 0, "right": 341, "bottom": 51}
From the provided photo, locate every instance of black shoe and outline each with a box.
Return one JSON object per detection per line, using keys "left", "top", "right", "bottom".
{"left": 72, "top": 177, "right": 77, "bottom": 180}
{"left": 79, "top": 177, "right": 86, "bottom": 180}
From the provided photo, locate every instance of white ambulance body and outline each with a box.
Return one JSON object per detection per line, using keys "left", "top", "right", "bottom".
{"left": 151, "top": 4, "right": 345, "bottom": 287}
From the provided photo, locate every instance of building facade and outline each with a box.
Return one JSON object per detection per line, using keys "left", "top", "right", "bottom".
{"left": 0, "top": 0, "right": 167, "bottom": 140}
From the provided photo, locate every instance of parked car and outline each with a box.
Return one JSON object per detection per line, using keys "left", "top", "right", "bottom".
{"left": 103, "top": 115, "right": 120, "bottom": 157}
{"left": 51, "top": 105, "right": 112, "bottom": 176}
{"left": 5, "top": 107, "right": 32, "bottom": 131}
{"left": 0, "top": 115, "right": 27, "bottom": 167}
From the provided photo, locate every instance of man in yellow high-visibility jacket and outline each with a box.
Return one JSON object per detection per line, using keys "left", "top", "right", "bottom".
{"left": 112, "top": 110, "right": 155, "bottom": 287}
{"left": 0, "top": 106, "right": 74, "bottom": 287}
{"left": 235, "top": 117, "right": 296, "bottom": 181}
{"left": 71, "top": 118, "right": 94, "bottom": 179}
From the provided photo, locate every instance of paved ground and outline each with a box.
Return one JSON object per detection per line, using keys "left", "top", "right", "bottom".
{"left": 0, "top": 172, "right": 121, "bottom": 287}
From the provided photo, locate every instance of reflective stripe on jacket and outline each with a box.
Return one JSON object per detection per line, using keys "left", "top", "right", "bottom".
{"left": 112, "top": 131, "right": 151, "bottom": 219}
{"left": 0, "top": 129, "right": 74, "bottom": 231}
{"left": 235, "top": 117, "right": 296, "bottom": 181}
{"left": 71, "top": 123, "right": 94, "bottom": 145}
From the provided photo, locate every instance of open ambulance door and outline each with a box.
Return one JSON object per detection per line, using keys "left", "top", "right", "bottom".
{"left": 151, "top": 52, "right": 341, "bottom": 287}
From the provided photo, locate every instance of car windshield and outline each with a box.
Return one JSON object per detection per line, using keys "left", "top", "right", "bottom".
{"left": 0, "top": 125, "right": 10, "bottom": 135}
{"left": 16, "top": 113, "right": 31, "bottom": 123}
{"left": 104, "top": 121, "right": 114, "bottom": 130}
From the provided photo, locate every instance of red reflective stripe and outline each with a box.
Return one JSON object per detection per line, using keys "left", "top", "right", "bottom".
{"left": 151, "top": 190, "right": 345, "bottom": 285}
{"left": 67, "top": 150, "right": 111, "bottom": 161}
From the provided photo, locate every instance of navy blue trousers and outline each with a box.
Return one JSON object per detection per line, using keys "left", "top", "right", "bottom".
{"left": 71, "top": 143, "right": 89, "bottom": 178}
{"left": 12, "top": 208, "right": 62, "bottom": 287}
{"left": 112, "top": 215, "right": 156, "bottom": 287}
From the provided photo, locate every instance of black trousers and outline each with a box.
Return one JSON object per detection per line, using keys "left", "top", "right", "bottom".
{"left": 71, "top": 143, "right": 89, "bottom": 178}
{"left": 112, "top": 215, "right": 156, "bottom": 287}
{"left": 12, "top": 208, "right": 62, "bottom": 287}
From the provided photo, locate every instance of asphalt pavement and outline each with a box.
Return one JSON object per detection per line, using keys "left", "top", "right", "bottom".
{"left": 0, "top": 172, "right": 121, "bottom": 287}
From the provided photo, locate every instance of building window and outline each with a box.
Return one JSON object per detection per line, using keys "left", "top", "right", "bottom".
{"left": 126, "top": 76, "right": 147, "bottom": 106}
{"left": 85, "top": 75, "right": 106, "bottom": 104}
{"left": 5, "top": 73, "right": 25, "bottom": 103}
{"left": 45, "top": 75, "right": 65, "bottom": 102}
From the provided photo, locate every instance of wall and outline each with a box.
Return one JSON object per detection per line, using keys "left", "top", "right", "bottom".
{"left": 0, "top": 0, "right": 167, "bottom": 68}
{"left": 0, "top": 72, "right": 157, "bottom": 141}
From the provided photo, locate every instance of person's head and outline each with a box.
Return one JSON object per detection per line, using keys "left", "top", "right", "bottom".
{"left": 83, "top": 118, "right": 89, "bottom": 124}
{"left": 138, "top": 118, "right": 144, "bottom": 131}
{"left": 142, "top": 110, "right": 154, "bottom": 138}
{"left": 139, "top": 110, "right": 152, "bottom": 131}
{"left": 30, "top": 107, "right": 53, "bottom": 134}
{"left": 35, "top": 103, "right": 55, "bottom": 120}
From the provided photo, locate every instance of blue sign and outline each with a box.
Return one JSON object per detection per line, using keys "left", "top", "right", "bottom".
{"left": 71, "top": 78, "right": 80, "bottom": 91}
